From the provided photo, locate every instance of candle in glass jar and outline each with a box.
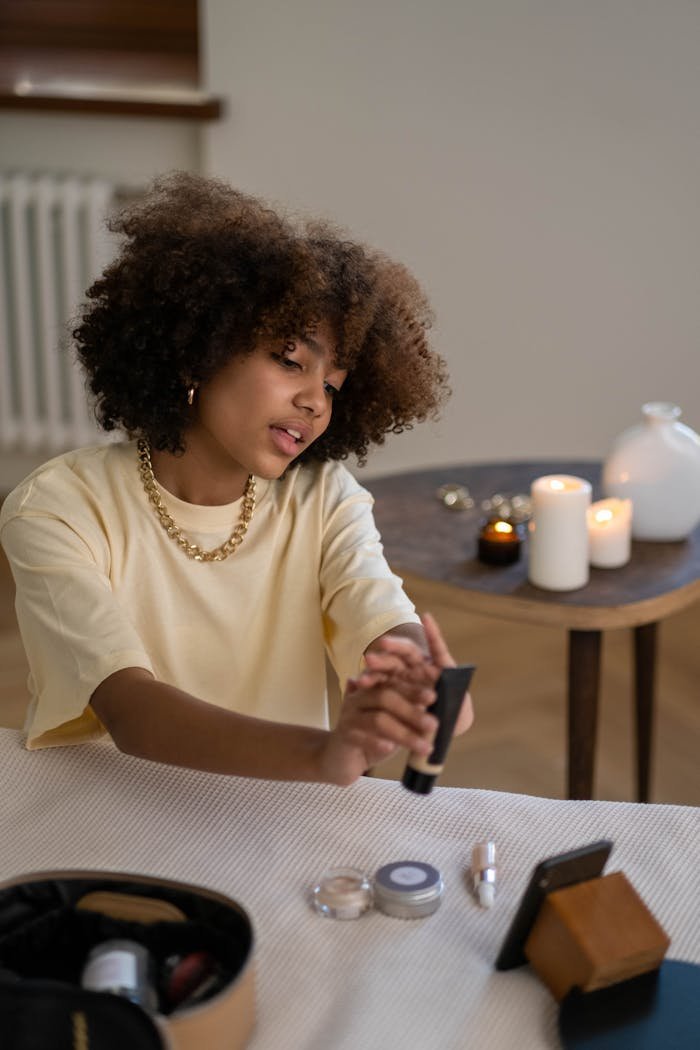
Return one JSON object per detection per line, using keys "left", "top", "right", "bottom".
{"left": 477, "top": 518, "right": 522, "bottom": 565}
{"left": 587, "top": 498, "right": 632, "bottom": 568}
{"left": 528, "top": 475, "right": 592, "bottom": 590}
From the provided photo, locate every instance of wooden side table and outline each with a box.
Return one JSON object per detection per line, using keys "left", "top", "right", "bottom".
{"left": 366, "top": 461, "right": 700, "bottom": 801}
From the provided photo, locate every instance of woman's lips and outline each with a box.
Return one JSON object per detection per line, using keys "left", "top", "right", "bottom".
{"left": 270, "top": 425, "right": 303, "bottom": 457}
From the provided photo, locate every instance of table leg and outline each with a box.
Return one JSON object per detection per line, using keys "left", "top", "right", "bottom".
{"left": 567, "top": 630, "right": 602, "bottom": 800}
{"left": 633, "top": 622, "right": 657, "bottom": 803}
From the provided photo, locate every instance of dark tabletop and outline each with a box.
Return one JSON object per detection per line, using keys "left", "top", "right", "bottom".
{"left": 365, "top": 461, "right": 700, "bottom": 629}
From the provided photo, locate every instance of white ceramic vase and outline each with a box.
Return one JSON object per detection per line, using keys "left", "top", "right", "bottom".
{"left": 602, "top": 402, "right": 700, "bottom": 541}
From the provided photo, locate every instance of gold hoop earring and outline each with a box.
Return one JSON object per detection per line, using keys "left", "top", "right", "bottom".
{"left": 187, "top": 385, "right": 196, "bottom": 407}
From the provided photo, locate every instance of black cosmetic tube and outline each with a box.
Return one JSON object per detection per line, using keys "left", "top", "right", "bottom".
{"left": 402, "top": 665, "right": 476, "bottom": 794}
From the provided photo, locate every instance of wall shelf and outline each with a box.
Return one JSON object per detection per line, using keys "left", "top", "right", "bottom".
{"left": 0, "top": 3, "right": 221, "bottom": 120}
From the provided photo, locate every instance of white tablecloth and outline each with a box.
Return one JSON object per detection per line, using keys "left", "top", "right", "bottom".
{"left": 0, "top": 729, "right": 698, "bottom": 1049}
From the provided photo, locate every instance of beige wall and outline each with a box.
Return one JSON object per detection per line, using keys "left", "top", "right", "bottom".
{"left": 203, "top": 0, "right": 700, "bottom": 479}
{"left": 0, "top": 111, "right": 201, "bottom": 188}
{"left": 1, "top": 2, "right": 699, "bottom": 490}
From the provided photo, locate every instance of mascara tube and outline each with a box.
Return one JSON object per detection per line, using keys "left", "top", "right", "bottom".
{"left": 402, "top": 665, "right": 475, "bottom": 794}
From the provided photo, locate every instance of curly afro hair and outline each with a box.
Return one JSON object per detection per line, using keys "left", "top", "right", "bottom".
{"left": 74, "top": 172, "right": 450, "bottom": 465}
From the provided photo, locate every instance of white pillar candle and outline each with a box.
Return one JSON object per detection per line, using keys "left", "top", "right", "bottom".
{"left": 528, "top": 475, "right": 592, "bottom": 591}
{"left": 587, "top": 498, "right": 632, "bottom": 568}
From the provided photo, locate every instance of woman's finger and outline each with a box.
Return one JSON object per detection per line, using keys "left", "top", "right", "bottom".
{"left": 369, "top": 634, "right": 428, "bottom": 667}
{"left": 351, "top": 675, "right": 435, "bottom": 707}
{"left": 420, "top": 611, "right": 456, "bottom": 668}
{"left": 364, "top": 651, "right": 410, "bottom": 676}
{"left": 344, "top": 678, "right": 437, "bottom": 728}
{"left": 364, "top": 649, "right": 435, "bottom": 685}
{"left": 454, "top": 693, "right": 475, "bottom": 734}
{"left": 347, "top": 707, "right": 437, "bottom": 756}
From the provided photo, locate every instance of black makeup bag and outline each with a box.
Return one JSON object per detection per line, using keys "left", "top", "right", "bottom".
{"left": 0, "top": 975, "right": 167, "bottom": 1049}
{"left": 0, "top": 870, "right": 256, "bottom": 1050}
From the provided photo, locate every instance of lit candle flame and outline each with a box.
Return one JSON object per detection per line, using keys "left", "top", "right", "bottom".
{"left": 549, "top": 479, "right": 565, "bottom": 490}
{"left": 594, "top": 509, "right": 614, "bottom": 524}
{"left": 493, "top": 521, "right": 513, "bottom": 534}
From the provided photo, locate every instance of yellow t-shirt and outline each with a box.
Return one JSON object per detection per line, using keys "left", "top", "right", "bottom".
{"left": 0, "top": 441, "right": 418, "bottom": 749}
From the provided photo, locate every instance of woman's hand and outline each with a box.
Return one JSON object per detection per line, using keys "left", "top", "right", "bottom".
{"left": 319, "top": 612, "right": 474, "bottom": 785}
{"left": 319, "top": 641, "right": 438, "bottom": 786}
{"left": 362, "top": 613, "right": 474, "bottom": 736}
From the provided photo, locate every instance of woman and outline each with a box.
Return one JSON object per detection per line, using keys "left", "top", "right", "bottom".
{"left": 0, "top": 173, "right": 473, "bottom": 785}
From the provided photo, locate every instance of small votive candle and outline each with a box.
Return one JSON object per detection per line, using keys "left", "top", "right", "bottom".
{"left": 477, "top": 518, "right": 522, "bottom": 565}
{"left": 587, "top": 498, "right": 632, "bottom": 568}
{"left": 528, "top": 475, "right": 592, "bottom": 591}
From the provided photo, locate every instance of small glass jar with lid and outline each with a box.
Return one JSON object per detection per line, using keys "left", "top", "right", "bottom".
{"left": 312, "top": 867, "right": 373, "bottom": 920}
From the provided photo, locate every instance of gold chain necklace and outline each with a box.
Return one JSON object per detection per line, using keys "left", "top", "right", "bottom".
{"left": 137, "top": 438, "right": 256, "bottom": 562}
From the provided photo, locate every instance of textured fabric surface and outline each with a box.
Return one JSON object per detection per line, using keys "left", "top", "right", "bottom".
{"left": 0, "top": 729, "right": 698, "bottom": 1049}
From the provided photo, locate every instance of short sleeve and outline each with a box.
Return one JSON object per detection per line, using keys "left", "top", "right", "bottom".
{"left": 0, "top": 512, "right": 154, "bottom": 749}
{"left": 319, "top": 468, "right": 418, "bottom": 686}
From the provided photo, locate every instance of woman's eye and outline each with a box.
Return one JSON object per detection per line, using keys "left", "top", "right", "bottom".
{"left": 324, "top": 381, "right": 339, "bottom": 397}
{"left": 273, "top": 351, "right": 301, "bottom": 370}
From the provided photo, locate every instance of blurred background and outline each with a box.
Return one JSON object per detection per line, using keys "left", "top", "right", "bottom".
{"left": 0, "top": 1, "right": 698, "bottom": 802}
{"left": 2, "top": 0, "right": 699, "bottom": 486}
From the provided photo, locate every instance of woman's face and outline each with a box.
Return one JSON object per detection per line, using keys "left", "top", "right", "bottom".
{"left": 184, "top": 318, "right": 348, "bottom": 490}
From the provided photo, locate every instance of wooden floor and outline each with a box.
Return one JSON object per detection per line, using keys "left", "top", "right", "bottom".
{"left": 1, "top": 548, "right": 698, "bottom": 805}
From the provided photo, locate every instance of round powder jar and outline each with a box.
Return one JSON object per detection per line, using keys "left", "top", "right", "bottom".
{"left": 312, "top": 867, "right": 373, "bottom": 920}
{"left": 373, "top": 861, "right": 444, "bottom": 919}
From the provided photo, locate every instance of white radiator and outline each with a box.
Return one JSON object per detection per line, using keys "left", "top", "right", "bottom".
{"left": 0, "top": 172, "right": 117, "bottom": 454}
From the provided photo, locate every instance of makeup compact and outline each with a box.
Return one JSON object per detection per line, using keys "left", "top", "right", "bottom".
{"left": 312, "top": 861, "right": 444, "bottom": 920}
{"left": 373, "top": 861, "right": 444, "bottom": 919}
{"left": 312, "top": 867, "right": 373, "bottom": 920}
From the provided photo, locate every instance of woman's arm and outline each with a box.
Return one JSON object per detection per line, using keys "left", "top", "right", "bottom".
{"left": 90, "top": 665, "right": 437, "bottom": 786}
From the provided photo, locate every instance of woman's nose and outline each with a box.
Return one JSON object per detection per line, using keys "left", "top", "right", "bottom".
{"left": 293, "top": 374, "right": 326, "bottom": 416}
